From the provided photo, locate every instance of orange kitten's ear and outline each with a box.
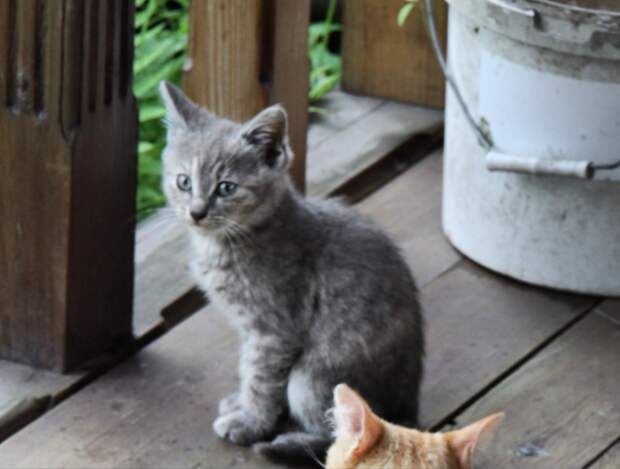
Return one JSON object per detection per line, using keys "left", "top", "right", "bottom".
{"left": 333, "top": 384, "right": 384, "bottom": 461}
{"left": 448, "top": 413, "right": 504, "bottom": 469}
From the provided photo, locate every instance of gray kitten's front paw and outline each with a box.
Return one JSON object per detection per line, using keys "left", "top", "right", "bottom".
{"left": 213, "top": 410, "right": 271, "bottom": 446}
{"left": 218, "top": 392, "right": 241, "bottom": 416}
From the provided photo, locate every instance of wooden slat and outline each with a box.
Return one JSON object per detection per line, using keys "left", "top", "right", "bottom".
{"left": 590, "top": 441, "right": 620, "bottom": 469}
{"left": 0, "top": 306, "right": 285, "bottom": 469}
{"left": 597, "top": 299, "right": 620, "bottom": 324}
{"left": 449, "top": 311, "right": 620, "bottom": 469}
{"left": 308, "top": 100, "right": 442, "bottom": 197}
{"left": 0, "top": 91, "right": 440, "bottom": 443}
{"left": 342, "top": 0, "right": 447, "bottom": 108}
{"left": 419, "top": 260, "right": 596, "bottom": 428}
{"left": 184, "top": 0, "right": 309, "bottom": 191}
{"left": 0, "top": 154, "right": 598, "bottom": 467}
{"left": 0, "top": 0, "right": 137, "bottom": 371}
{"left": 267, "top": 0, "right": 310, "bottom": 192}
{"left": 0, "top": 363, "right": 76, "bottom": 419}
{"left": 133, "top": 219, "right": 194, "bottom": 336}
{"left": 308, "top": 89, "right": 383, "bottom": 150}
{"left": 183, "top": 0, "right": 264, "bottom": 121}
{"left": 357, "top": 150, "right": 459, "bottom": 288}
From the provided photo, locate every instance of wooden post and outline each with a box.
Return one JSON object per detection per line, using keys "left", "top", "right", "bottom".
{"left": 0, "top": 0, "right": 138, "bottom": 371}
{"left": 342, "top": 0, "right": 448, "bottom": 109}
{"left": 183, "top": 0, "right": 310, "bottom": 192}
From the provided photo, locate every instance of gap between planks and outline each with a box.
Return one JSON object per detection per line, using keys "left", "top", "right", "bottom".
{"left": 446, "top": 302, "right": 620, "bottom": 469}
{"left": 584, "top": 436, "right": 620, "bottom": 469}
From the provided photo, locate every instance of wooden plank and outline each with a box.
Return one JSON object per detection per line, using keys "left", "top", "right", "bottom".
{"left": 0, "top": 0, "right": 137, "bottom": 371}
{"left": 342, "top": 0, "right": 447, "bottom": 108}
{"left": 0, "top": 269, "right": 595, "bottom": 466}
{"left": 0, "top": 156, "right": 598, "bottom": 466}
{"left": 357, "top": 150, "right": 460, "bottom": 288}
{"left": 183, "top": 0, "right": 309, "bottom": 192}
{"left": 0, "top": 219, "right": 196, "bottom": 444}
{"left": 590, "top": 441, "right": 620, "bottom": 469}
{"left": 183, "top": 0, "right": 264, "bottom": 122}
{"left": 308, "top": 100, "right": 442, "bottom": 197}
{"left": 307, "top": 89, "right": 383, "bottom": 151}
{"left": 419, "top": 261, "right": 596, "bottom": 428}
{"left": 266, "top": 0, "right": 310, "bottom": 192}
{"left": 597, "top": 299, "right": 620, "bottom": 325}
{"left": 133, "top": 218, "right": 194, "bottom": 336}
{"left": 0, "top": 90, "right": 437, "bottom": 443}
{"left": 449, "top": 312, "right": 620, "bottom": 469}
{"left": 0, "top": 307, "right": 284, "bottom": 469}
{"left": 0, "top": 363, "right": 76, "bottom": 419}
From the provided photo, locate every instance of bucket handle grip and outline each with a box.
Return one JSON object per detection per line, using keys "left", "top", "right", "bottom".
{"left": 486, "top": 151, "right": 594, "bottom": 179}
{"left": 424, "top": 0, "right": 620, "bottom": 179}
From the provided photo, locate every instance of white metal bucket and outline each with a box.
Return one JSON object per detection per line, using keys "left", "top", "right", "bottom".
{"left": 442, "top": 0, "right": 620, "bottom": 296}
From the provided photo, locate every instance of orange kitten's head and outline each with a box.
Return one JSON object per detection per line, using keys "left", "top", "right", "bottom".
{"left": 326, "top": 384, "right": 503, "bottom": 469}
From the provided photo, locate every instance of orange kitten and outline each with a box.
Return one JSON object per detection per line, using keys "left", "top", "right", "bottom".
{"left": 326, "top": 384, "right": 503, "bottom": 469}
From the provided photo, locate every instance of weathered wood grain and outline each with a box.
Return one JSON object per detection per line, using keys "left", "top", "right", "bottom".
{"left": 357, "top": 150, "right": 459, "bottom": 288}
{"left": 265, "top": 0, "right": 311, "bottom": 192}
{"left": 419, "top": 260, "right": 596, "bottom": 429}
{"left": 0, "top": 154, "right": 599, "bottom": 467}
{"left": 597, "top": 299, "right": 620, "bottom": 324}
{"left": 133, "top": 217, "right": 194, "bottom": 336}
{"left": 0, "top": 0, "right": 137, "bottom": 371}
{"left": 342, "top": 0, "right": 447, "bottom": 108}
{"left": 0, "top": 363, "right": 76, "bottom": 419}
{"left": 307, "top": 89, "right": 383, "bottom": 150}
{"left": 451, "top": 312, "right": 620, "bottom": 469}
{"left": 0, "top": 92, "right": 442, "bottom": 444}
{"left": 308, "top": 100, "right": 442, "bottom": 197}
{"left": 590, "top": 441, "right": 620, "bottom": 469}
{"left": 184, "top": 0, "right": 309, "bottom": 192}
{"left": 183, "top": 0, "right": 264, "bottom": 122}
{"left": 0, "top": 307, "right": 282, "bottom": 469}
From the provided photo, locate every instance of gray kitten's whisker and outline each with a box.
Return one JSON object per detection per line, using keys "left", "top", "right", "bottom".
{"left": 302, "top": 442, "right": 327, "bottom": 469}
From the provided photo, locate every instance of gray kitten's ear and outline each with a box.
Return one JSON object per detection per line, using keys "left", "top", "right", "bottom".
{"left": 241, "top": 104, "right": 292, "bottom": 170}
{"left": 159, "top": 80, "right": 201, "bottom": 130}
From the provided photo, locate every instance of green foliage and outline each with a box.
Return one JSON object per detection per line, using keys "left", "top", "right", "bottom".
{"left": 134, "top": 0, "right": 188, "bottom": 220}
{"left": 398, "top": 0, "right": 420, "bottom": 27}
{"left": 308, "top": 0, "right": 342, "bottom": 107}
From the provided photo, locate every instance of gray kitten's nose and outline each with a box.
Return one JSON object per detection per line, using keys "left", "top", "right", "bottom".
{"left": 190, "top": 200, "right": 208, "bottom": 222}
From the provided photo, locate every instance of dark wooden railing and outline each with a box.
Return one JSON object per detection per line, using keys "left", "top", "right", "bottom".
{"left": 0, "top": 0, "right": 310, "bottom": 371}
{"left": 0, "top": 0, "right": 138, "bottom": 371}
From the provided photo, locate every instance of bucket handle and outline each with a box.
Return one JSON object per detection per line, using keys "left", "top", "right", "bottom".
{"left": 486, "top": 0, "right": 537, "bottom": 19}
{"left": 424, "top": 0, "right": 620, "bottom": 179}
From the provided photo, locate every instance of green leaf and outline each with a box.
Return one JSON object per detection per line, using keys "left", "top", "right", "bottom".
{"left": 398, "top": 1, "right": 419, "bottom": 27}
{"left": 134, "top": 56, "right": 185, "bottom": 99}
{"left": 133, "top": 0, "right": 189, "bottom": 219}
{"left": 139, "top": 104, "right": 166, "bottom": 123}
{"left": 309, "top": 74, "right": 340, "bottom": 101}
{"left": 134, "top": 38, "right": 185, "bottom": 75}
{"left": 309, "top": 106, "right": 329, "bottom": 115}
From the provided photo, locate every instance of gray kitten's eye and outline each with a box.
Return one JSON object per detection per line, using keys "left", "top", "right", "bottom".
{"left": 215, "top": 181, "right": 237, "bottom": 197}
{"left": 176, "top": 174, "right": 192, "bottom": 192}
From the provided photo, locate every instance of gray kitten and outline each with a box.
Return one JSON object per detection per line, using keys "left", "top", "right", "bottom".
{"left": 159, "top": 81, "right": 424, "bottom": 461}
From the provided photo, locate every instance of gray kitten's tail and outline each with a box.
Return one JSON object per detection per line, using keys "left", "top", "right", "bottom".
{"left": 254, "top": 432, "right": 332, "bottom": 466}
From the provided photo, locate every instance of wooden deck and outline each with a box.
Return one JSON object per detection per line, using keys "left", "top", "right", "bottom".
{"left": 1, "top": 93, "right": 618, "bottom": 468}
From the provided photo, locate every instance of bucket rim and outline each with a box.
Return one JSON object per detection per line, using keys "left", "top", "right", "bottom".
{"left": 528, "top": 0, "right": 620, "bottom": 17}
